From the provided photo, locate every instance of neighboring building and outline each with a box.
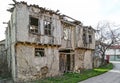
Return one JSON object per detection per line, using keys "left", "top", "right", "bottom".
{"left": 106, "top": 45, "right": 120, "bottom": 61}
{"left": 5, "top": 1, "right": 95, "bottom": 82}
{"left": 0, "top": 40, "right": 5, "bottom": 57}
{"left": 0, "top": 40, "right": 6, "bottom": 70}
{"left": 0, "top": 40, "right": 9, "bottom": 76}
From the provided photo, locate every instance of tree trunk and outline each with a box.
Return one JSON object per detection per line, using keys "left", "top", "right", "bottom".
{"left": 101, "top": 53, "right": 105, "bottom": 66}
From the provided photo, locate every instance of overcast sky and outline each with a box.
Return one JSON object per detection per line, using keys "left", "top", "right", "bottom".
{"left": 0, "top": 0, "right": 120, "bottom": 41}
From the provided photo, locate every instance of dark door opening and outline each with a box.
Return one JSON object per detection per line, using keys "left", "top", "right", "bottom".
{"left": 67, "top": 54, "right": 70, "bottom": 71}
{"left": 59, "top": 51, "right": 74, "bottom": 73}
{"left": 59, "top": 54, "right": 66, "bottom": 73}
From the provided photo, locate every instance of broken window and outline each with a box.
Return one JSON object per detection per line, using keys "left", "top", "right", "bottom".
{"left": 44, "top": 21, "right": 52, "bottom": 36}
{"left": 63, "top": 28, "right": 68, "bottom": 40}
{"left": 83, "top": 28, "right": 86, "bottom": 32}
{"left": 29, "top": 17, "right": 39, "bottom": 33}
{"left": 35, "top": 48, "right": 45, "bottom": 57}
{"left": 89, "top": 35, "right": 92, "bottom": 43}
{"left": 83, "top": 33, "right": 87, "bottom": 44}
{"left": 44, "top": 16, "right": 52, "bottom": 36}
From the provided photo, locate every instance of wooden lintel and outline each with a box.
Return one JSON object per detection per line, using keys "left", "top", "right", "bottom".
{"left": 59, "top": 52, "right": 75, "bottom": 54}
{"left": 16, "top": 41, "right": 61, "bottom": 47}
{"left": 75, "top": 47, "right": 94, "bottom": 50}
{"left": 62, "top": 20, "right": 76, "bottom": 26}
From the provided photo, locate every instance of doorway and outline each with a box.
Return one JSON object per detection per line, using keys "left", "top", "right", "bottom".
{"left": 59, "top": 50, "right": 74, "bottom": 73}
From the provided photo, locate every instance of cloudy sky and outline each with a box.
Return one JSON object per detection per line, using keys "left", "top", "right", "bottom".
{"left": 0, "top": 0, "right": 120, "bottom": 40}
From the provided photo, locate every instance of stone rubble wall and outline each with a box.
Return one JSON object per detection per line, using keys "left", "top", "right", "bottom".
{"left": 16, "top": 43, "right": 60, "bottom": 81}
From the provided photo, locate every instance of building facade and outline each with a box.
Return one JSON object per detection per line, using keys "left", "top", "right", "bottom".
{"left": 5, "top": 1, "right": 95, "bottom": 82}
{"left": 106, "top": 45, "right": 120, "bottom": 61}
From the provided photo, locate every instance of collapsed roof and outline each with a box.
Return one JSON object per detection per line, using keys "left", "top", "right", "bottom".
{"left": 7, "top": 0, "right": 82, "bottom": 26}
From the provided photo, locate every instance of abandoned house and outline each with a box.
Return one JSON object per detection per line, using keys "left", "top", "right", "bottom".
{"left": 3, "top": 1, "right": 95, "bottom": 82}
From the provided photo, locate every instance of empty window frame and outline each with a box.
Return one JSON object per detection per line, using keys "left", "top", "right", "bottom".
{"left": 83, "top": 28, "right": 86, "bottom": 32}
{"left": 44, "top": 21, "right": 52, "bottom": 36}
{"left": 83, "top": 33, "right": 87, "bottom": 44}
{"left": 30, "top": 17, "right": 39, "bottom": 33}
{"left": 63, "top": 28, "right": 69, "bottom": 40}
{"left": 89, "top": 35, "right": 92, "bottom": 43}
{"left": 117, "top": 55, "right": 120, "bottom": 59}
{"left": 35, "top": 48, "right": 45, "bottom": 57}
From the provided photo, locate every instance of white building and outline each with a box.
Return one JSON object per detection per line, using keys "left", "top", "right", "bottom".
{"left": 106, "top": 45, "right": 120, "bottom": 61}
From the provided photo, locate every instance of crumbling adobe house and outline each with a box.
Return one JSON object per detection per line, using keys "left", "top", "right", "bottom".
{"left": 5, "top": 1, "right": 95, "bottom": 82}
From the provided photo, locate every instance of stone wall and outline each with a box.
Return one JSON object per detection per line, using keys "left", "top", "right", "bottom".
{"left": 15, "top": 43, "right": 60, "bottom": 81}
{"left": 84, "top": 50, "right": 93, "bottom": 69}
{"left": 75, "top": 49, "right": 93, "bottom": 72}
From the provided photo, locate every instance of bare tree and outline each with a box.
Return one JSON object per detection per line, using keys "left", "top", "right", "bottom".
{"left": 96, "top": 21, "right": 120, "bottom": 65}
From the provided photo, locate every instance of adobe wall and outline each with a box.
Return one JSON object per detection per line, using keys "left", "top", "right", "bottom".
{"left": 15, "top": 43, "right": 60, "bottom": 81}
{"left": 84, "top": 50, "right": 93, "bottom": 69}
{"left": 75, "top": 49, "right": 93, "bottom": 72}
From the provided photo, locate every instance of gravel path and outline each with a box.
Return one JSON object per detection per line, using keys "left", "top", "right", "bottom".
{"left": 79, "top": 61, "right": 120, "bottom": 83}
